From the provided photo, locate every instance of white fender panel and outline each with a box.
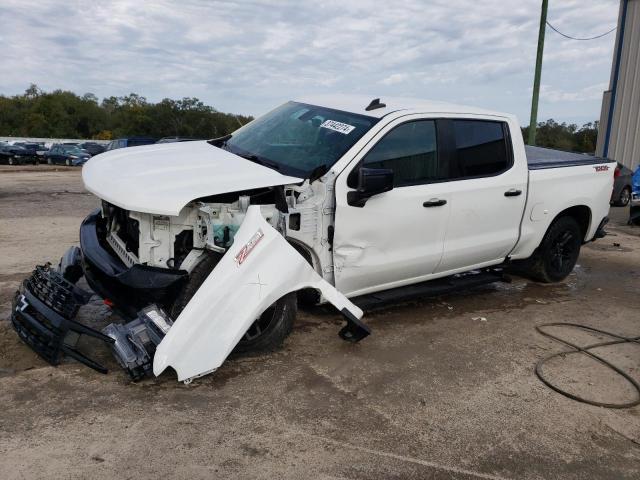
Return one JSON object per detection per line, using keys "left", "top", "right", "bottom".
{"left": 153, "top": 205, "right": 363, "bottom": 382}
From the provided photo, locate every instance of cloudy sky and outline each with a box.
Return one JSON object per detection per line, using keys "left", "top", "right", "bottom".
{"left": 0, "top": 0, "right": 620, "bottom": 125}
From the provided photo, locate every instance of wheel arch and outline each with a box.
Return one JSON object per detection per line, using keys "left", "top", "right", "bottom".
{"left": 552, "top": 205, "right": 592, "bottom": 241}
{"left": 287, "top": 238, "right": 323, "bottom": 305}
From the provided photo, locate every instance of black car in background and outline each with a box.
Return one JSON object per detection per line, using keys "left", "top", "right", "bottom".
{"left": 44, "top": 144, "right": 91, "bottom": 166}
{"left": 15, "top": 142, "right": 41, "bottom": 161}
{"left": 0, "top": 143, "right": 38, "bottom": 165}
{"left": 79, "top": 142, "right": 106, "bottom": 156}
{"left": 106, "top": 137, "right": 156, "bottom": 151}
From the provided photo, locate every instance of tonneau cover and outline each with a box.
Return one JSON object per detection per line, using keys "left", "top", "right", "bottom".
{"left": 526, "top": 145, "right": 612, "bottom": 170}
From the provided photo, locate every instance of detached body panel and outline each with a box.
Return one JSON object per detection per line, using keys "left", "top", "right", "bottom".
{"left": 153, "top": 206, "right": 363, "bottom": 382}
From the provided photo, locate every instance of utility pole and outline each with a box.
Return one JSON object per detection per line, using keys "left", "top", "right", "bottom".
{"left": 528, "top": 0, "right": 548, "bottom": 145}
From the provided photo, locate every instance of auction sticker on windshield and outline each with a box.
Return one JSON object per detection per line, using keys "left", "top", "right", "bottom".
{"left": 320, "top": 120, "right": 356, "bottom": 135}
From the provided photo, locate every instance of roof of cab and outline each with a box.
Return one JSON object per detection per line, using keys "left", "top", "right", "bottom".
{"left": 295, "top": 93, "right": 510, "bottom": 120}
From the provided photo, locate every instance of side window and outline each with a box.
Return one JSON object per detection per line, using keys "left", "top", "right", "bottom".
{"left": 451, "top": 120, "right": 510, "bottom": 178}
{"left": 362, "top": 120, "right": 439, "bottom": 187}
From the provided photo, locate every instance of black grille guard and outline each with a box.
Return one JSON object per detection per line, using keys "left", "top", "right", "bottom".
{"left": 11, "top": 265, "right": 114, "bottom": 374}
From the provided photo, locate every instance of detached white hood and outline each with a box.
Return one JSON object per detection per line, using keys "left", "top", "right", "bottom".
{"left": 82, "top": 141, "right": 303, "bottom": 215}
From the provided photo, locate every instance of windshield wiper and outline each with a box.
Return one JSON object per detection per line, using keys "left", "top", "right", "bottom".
{"left": 209, "top": 136, "right": 282, "bottom": 172}
{"left": 237, "top": 152, "right": 281, "bottom": 171}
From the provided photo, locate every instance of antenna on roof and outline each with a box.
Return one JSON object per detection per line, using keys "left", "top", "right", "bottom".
{"left": 365, "top": 98, "right": 386, "bottom": 111}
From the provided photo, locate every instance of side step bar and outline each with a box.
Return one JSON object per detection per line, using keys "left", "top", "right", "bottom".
{"left": 351, "top": 269, "right": 508, "bottom": 311}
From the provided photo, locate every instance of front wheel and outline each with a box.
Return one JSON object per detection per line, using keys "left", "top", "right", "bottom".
{"left": 523, "top": 216, "right": 582, "bottom": 283}
{"left": 169, "top": 253, "right": 297, "bottom": 352}
{"left": 8, "top": 157, "right": 14, "bottom": 165}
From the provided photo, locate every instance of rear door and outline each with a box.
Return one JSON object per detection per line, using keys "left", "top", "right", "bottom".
{"left": 333, "top": 116, "right": 451, "bottom": 296}
{"left": 434, "top": 119, "right": 527, "bottom": 274}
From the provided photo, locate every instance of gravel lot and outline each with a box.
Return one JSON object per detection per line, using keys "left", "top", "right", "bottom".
{"left": 1, "top": 165, "right": 639, "bottom": 479}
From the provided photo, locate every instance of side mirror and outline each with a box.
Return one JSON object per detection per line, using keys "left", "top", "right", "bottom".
{"left": 347, "top": 167, "right": 394, "bottom": 207}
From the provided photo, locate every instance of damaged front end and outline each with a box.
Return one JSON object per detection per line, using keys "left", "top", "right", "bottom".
{"left": 11, "top": 205, "right": 369, "bottom": 383}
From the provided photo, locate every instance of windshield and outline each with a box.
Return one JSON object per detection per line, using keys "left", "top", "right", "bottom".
{"left": 222, "top": 101, "right": 378, "bottom": 177}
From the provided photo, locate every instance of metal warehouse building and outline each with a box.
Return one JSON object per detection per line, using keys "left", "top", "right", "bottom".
{"left": 596, "top": 0, "right": 640, "bottom": 169}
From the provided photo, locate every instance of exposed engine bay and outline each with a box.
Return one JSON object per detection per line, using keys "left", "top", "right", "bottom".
{"left": 101, "top": 181, "right": 327, "bottom": 277}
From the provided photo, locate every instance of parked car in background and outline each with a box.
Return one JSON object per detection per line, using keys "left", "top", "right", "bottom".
{"left": 155, "top": 137, "right": 203, "bottom": 143}
{"left": 18, "top": 142, "right": 41, "bottom": 163}
{"left": 44, "top": 144, "right": 91, "bottom": 166}
{"left": 79, "top": 142, "right": 106, "bottom": 156}
{"left": 35, "top": 143, "right": 49, "bottom": 160}
{"left": 0, "top": 143, "right": 37, "bottom": 165}
{"left": 611, "top": 162, "right": 633, "bottom": 206}
{"left": 106, "top": 137, "right": 156, "bottom": 151}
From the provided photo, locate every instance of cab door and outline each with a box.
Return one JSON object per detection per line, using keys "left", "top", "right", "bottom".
{"left": 434, "top": 119, "right": 527, "bottom": 274}
{"left": 333, "top": 117, "right": 451, "bottom": 297}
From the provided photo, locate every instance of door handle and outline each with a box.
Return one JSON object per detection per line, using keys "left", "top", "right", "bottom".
{"left": 423, "top": 199, "right": 447, "bottom": 207}
{"left": 504, "top": 189, "right": 522, "bottom": 197}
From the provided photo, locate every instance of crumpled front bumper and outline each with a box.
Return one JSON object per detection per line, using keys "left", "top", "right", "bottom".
{"left": 11, "top": 265, "right": 114, "bottom": 373}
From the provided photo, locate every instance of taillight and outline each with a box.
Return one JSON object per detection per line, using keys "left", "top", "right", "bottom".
{"left": 614, "top": 167, "right": 621, "bottom": 178}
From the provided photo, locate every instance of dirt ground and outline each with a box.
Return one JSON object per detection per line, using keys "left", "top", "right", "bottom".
{"left": 0, "top": 165, "right": 639, "bottom": 479}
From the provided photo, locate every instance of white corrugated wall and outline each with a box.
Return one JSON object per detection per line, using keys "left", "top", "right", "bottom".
{"left": 596, "top": 0, "right": 640, "bottom": 170}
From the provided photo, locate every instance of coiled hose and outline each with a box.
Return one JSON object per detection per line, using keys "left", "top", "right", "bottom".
{"left": 535, "top": 322, "right": 640, "bottom": 409}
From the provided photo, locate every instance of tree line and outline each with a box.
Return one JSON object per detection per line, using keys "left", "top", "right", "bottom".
{"left": 1, "top": 85, "right": 600, "bottom": 153}
{"left": 521, "top": 119, "right": 599, "bottom": 153}
{"left": 0, "top": 84, "right": 253, "bottom": 140}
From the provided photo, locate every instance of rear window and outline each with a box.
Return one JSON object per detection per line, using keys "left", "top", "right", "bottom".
{"left": 451, "top": 120, "right": 511, "bottom": 178}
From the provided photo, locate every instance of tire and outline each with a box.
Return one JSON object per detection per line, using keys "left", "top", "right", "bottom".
{"left": 524, "top": 216, "right": 583, "bottom": 283}
{"left": 616, "top": 186, "right": 631, "bottom": 207}
{"left": 47, "top": 158, "right": 52, "bottom": 165}
{"left": 169, "top": 252, "right": 297, "bottom": 353}
{"left": 8, "top": 158, "right": 14, "bottom": 165}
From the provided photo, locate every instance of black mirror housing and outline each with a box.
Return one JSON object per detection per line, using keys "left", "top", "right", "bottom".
{"left": 347, "top": 167, "right": 394, "bottom": 207}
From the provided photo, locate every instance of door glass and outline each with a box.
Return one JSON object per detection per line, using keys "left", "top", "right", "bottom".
{"left": 452, "top": 120, "right": 510, "bottom": 178}
{"left": 362, "top": 120, "right": 439, "bottom": 187}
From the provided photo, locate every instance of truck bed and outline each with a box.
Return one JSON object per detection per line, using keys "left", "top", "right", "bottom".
{"left": 526, "top": 146, "right": 610, "bottom": 170}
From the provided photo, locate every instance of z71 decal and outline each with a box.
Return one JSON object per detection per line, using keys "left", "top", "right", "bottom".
{"left": 235, "top": 229, "right": 264, "bottom": 265}
{"left": 593, "top": 165, "right": 610, "bottom": 172}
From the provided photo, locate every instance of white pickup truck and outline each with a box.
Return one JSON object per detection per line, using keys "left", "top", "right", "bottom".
{"left": 12, "top": 95, "right": 614, "bottom": 383}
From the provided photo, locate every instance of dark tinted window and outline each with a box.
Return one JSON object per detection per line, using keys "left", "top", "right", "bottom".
{"left": 452, "top": 120, "right": 510, "bottom": 178}
{"left": 362, "top": 120, "right": 440, "bottom": 187}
